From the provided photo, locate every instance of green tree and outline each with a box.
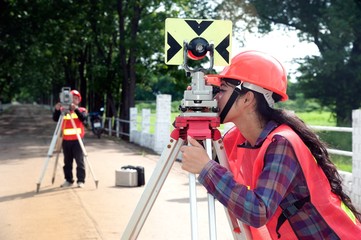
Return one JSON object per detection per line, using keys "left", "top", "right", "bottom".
{"left": 216, "top": 0, "right": 361, "bottom": 126}
{"left": 0, "top": 0, "right": 94, "bottom": 104}
{"left": 0, "top": 0, "right": 216, "bottom": 137}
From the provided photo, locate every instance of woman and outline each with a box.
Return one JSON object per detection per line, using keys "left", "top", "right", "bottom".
{"left": 180, "top": 50, "right": 361, "bottom": 239}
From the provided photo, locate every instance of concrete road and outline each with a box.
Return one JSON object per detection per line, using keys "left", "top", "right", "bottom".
{"left": 0, "top": 104, "right": 234, "bottom": 240}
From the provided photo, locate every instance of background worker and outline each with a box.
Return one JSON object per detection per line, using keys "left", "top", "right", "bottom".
{"left": 180, "top": 50, "right": 361, "bottom": 239}
{"left": 53, "top": 89, "right": 88, "bottom": 188}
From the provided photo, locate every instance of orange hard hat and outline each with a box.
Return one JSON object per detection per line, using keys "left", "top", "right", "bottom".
{"left": 208, "top": 50, "right": 288, "bottom": 102}
{"left": 71, "top": 90, "right": 82, "bottom": 102}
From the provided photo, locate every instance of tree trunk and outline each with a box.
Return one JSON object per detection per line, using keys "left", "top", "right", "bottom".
{"left": 78, "top": 45, "right": 88, "bottom": 108}
{"left": 118, "top": 1, "right": 142, "bottom": 140}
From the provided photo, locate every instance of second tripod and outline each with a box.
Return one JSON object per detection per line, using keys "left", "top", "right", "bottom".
{"left": 36, "top": 110, "right": 99, "bottom": 193}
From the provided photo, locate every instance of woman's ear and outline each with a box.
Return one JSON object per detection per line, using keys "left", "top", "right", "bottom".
{"left": 244, "top": 91, "right": 255, "bottom": 104}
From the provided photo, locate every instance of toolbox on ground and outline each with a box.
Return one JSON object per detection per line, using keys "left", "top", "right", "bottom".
{"left": 115, "top": 165, "right": 145, "bottom": 187}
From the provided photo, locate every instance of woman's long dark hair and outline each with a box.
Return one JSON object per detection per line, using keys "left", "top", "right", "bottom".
{"left": 249, "top": 90, "right": 361, "bottom": 222}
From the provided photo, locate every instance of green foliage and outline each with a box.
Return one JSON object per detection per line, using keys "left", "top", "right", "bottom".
{"left": 296, "top": 111, "right": 335, "bottom": 126}
{"left": 0, "top": 0, "right": 215, "bottom": 113}
{"left": 135, "top": 65, "right": 189, "bottom": 101}
{"left": 135, "top": 101, "right": 157, "bottom": 113}
{"left": 318, "top": 131, "right": 351, "bottom": 152}
{"left": 135, "top": 100, "right": 182, "bottom": 113}
{"left": 171, "top": 101, "right": 182, "bottom": 112}
{"left": 329, "top": 155, "right": 352, "bottom": 173}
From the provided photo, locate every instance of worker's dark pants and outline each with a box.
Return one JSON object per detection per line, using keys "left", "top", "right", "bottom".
{"left": 62, "top": 140, "right": 86, "bottom": 183}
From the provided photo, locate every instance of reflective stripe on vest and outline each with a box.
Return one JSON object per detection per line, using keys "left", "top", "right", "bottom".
{"left": 63, "top": 128, "right": 82, "bottom": 135}
{"left": 224, "top": 124, "right": 361, "bottom": 239}
{"left": 62, "top": 111, "right": 85, "bottom": 140}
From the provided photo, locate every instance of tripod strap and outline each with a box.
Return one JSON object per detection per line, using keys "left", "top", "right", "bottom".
{"left": 220, "top": 89, "right": 240, "bottom": 123}
{"left": 276, "top": 195, "right": 310, "bottom": 238}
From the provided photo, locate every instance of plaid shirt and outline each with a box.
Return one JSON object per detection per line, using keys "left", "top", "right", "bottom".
{"left": 198, "top": 121, "right": 339, "bottom": 239}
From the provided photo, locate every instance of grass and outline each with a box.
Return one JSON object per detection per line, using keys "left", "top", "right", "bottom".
{"left": 296, "top": 111, "right": 336, "bottom": 126}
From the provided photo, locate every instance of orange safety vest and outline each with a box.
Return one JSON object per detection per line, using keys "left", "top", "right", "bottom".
{"left": 223, "top": 125, "right": 361, "bottom": 239}
{"left": 62, "top": 108, "right": 86, "bottom": 141}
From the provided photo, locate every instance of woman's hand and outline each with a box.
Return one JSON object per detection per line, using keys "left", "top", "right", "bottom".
{"left": 180, "top": 136, "right": 210, "bottom": 174}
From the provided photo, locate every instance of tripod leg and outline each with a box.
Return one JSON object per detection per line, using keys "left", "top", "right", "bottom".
{"left": 36, "top": 115, "right": 64, "bottom": 193}
{"left": 121, "top": 138, "right": 184, "bottom": 240}
{"left": 188, "top": 138, "right": 217, "bottom": 240}
{"left": 51, "top": 151, "right": 61, "bottom": 184}
{"left": 84, "top": 156, "right": 99, "bottom": 188}
{"left": 213, "top": 139, "right": 252, "bottom": 240}
{"left": 205, "top": 139, "right": 217, "bottom": 240}
{"left": 189, "top": 172, "right": 199, "bottom": 240}
{"left": 51, "top": 134, "right": 63, "bottom": 184}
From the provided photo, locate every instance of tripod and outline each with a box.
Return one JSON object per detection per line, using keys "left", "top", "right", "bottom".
{"left": 36, "top": 109, "right": 99, "bottom": 193}
{"left": 121, "top": 72, "right": 252, "bottom": 240}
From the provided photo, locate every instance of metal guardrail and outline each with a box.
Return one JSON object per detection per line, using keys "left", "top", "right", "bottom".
{"left": 101, "top": 117, "right": 131, "bottom": 137}
{"left": 310, "top": 125, "right": 353, "bottom": 157}
{"left": 310, "top": 125, "right": 352, "bottom": 132}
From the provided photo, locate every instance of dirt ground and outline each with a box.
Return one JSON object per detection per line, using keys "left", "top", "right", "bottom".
{"left": 0, "top": 103, "right": 234, "bottom": 240}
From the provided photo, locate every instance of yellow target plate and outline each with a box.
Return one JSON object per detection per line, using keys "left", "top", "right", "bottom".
{"left": 165, "top": 18, "right": 232, "bottom": 66}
